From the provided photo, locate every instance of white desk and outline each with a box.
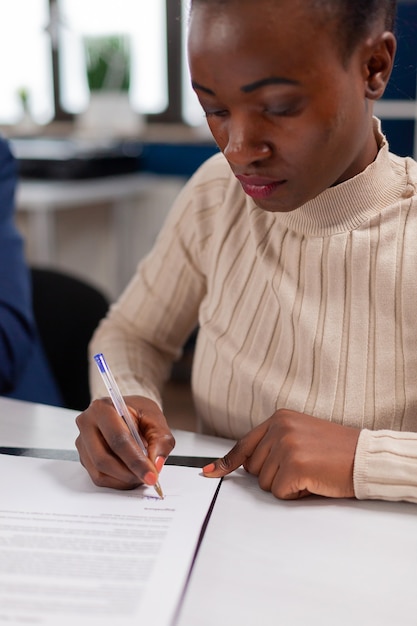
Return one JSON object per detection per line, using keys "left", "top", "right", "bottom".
{"left": 15, "top": 173, "right": 157, "bottom": 295}
{"left": 1, "top": 397, "right": 416, "bottom": 625}
{"left": 0, "top": 396, "right": 231, "bottom": 458}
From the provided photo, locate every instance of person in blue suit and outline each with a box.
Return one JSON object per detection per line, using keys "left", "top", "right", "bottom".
{"left": 0, "top": 136, "right": 62, "bottom": 406}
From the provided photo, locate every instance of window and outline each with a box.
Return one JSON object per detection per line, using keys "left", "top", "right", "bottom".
{"left": 181, "top": 0, "right": 205, "bottom": 127}
{"left": 59, "top": 0, "right": 167, "bottom": 115}
{"left": 0, "top": 0, "right": 168, "bottom": 125}
{"left": 0, "top": 0, "right": 53, "bottom": 125}
{"left": 0, "top": 0, "right": 207, "bottom": 129}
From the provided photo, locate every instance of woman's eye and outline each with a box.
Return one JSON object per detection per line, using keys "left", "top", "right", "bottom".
{"left": 264, "top": 100, "right": 302, "bottom": 117}
{"left": 265, "top": 105, "right": 293, "bottom": 116}
{"left": 204, "top": 109, "right": 228, "bottom": 118}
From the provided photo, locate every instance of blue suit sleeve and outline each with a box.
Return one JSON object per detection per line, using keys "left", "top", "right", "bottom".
{"left": 0, "top": 137, "right": 36, "bottom": 393}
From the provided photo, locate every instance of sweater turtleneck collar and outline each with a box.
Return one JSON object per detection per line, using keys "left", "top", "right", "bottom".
{"left": 266, "top": 118, "right": 409, "bottom": 237}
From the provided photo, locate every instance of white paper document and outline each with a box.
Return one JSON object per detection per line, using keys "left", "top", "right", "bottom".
{"left": 0, "top": 454, "right": 221, "bottom": 626}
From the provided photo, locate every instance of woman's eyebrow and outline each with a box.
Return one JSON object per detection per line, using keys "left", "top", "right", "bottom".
{"left": 241, "top": 77, "right": 299, "bottom": 93}
{"left": 191, "top": 81, "right": 215, "bottom": 95}
{"left": 192, "top": 76, "right": 299, "bottom": 96}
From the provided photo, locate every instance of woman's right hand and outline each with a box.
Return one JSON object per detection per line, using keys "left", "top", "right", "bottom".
{"left": 75, "top": 395, "right": 175, "bottom": 490}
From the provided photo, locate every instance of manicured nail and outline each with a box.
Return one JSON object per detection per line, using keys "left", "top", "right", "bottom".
{"left": 202, "top": 462, "right": 216, "bottom": 474}
{"left": 144, "top": 471, "right": 157, "bottom": 486}
{"left": 155, "top": 456, "right": 165, "bottom": 473}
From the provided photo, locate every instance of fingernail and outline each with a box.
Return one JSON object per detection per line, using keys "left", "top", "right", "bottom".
{"left": 144, "top": 471, "right": 157, "bottom": 486}
{"left": 155, "top": 456, "right": 165, "bottom": 473}
{"left": 202, "top": 462, "right": 216, "bottom": 474}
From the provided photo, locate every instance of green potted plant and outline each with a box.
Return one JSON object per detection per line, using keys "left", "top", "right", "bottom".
{"left": 84, "top": 35, "right": 130, "bottom": 93}
{"left": 77, "top": 34, "right": 143, "bottom": 138}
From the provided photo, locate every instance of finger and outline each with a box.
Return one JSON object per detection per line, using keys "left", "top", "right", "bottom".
{"left": 203, "top": 422, "right": 269, "bottom": 478}
{"left": 132, "top": 403, "right": 176, "bottom": 468}
{"left": 244, "top": 436, "right": 275, "bottom": 477}
{"left": 75, "top": 432, "right": 142, "bottom": 490}
{"left": 99, "top": 409, "right": 161, "bottom": 483}
{"left": 282, "top": 489, "right": 311, "bottom": 500}
{"left": 76, "top": 399, "right": 158, "bottom": 487}
{"left": 270, "top": 466, "right": 312, "bottom": 500}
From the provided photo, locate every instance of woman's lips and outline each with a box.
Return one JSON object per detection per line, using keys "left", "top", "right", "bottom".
{"left": 235, "top": 175, "right": 286, "bottom": 199}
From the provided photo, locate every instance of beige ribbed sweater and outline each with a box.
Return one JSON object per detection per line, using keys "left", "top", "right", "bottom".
{"left": 90, "top": 122, "right": 417, "bottom": 503}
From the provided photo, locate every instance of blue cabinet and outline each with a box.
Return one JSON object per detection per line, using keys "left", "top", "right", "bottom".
{"left": 379, "top": 2, "right": 417, "bottom": 157}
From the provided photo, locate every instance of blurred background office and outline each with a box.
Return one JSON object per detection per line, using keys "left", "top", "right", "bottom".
{"left": 0, "top": 0, "right": 416, "bottom": 425}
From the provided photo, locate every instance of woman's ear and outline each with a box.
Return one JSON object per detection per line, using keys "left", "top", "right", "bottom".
{"left": 364, "top": 31, "right": 396, "bottom": 101}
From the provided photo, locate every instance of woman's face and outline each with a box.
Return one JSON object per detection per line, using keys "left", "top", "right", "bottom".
{"left": 188, "top": 0, "right": 382, "bottom": 213}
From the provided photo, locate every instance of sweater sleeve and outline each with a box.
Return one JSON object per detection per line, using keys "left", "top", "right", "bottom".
{"left": 354, "top": 429, "right": 417, "bottom": 503}
{"left": 88, "top": 160, "right": 213, "bottom": 405}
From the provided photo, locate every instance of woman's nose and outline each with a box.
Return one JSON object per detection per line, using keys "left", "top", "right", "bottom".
{"left": 222, "top": 117, "right": 271, "bottom": 166}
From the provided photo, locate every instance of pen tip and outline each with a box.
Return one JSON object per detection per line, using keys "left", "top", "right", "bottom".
{"left": 155, "top": 482, "right": 164, "bottom": 499}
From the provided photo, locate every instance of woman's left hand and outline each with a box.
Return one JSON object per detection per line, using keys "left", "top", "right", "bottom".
{"left": 203, "top": 409, "right": 360, "bottom": 499}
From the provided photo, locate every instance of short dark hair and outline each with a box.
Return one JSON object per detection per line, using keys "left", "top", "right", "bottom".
{"left": 312, "top": 0, "right": 397, "bottom": 58}
{"left": 190, "top": 0, "right": 398, "bottom": 61}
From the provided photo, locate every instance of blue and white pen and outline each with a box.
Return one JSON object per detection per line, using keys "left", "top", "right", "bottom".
{"left": 94, "top": 352, "right": 164, "bottom": 499}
